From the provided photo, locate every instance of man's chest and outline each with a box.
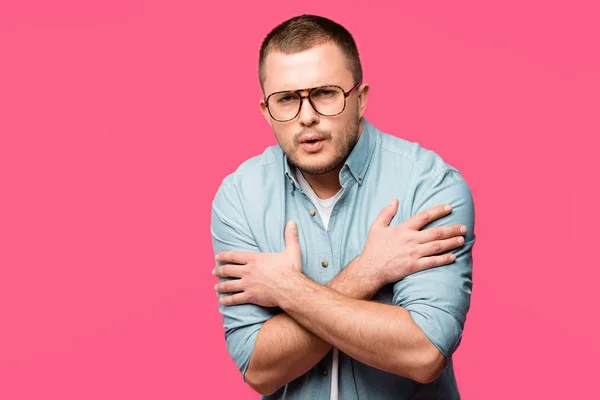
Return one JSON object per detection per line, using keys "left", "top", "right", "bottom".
{"left": 245, "top": 178, "right": 408, "bottom": 289}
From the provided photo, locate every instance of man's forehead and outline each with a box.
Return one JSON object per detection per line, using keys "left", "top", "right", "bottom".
{"left": 263, "top": 44, "right": 353, "bottom": 93}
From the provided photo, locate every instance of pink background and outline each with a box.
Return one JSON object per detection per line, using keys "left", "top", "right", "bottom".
{"left": 1, "top": 1, "right": 598, "bottom": 398}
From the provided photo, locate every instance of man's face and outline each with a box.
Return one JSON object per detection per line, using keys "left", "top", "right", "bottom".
{"left": 260, "top": 42, "right": 368, "bottom": 176}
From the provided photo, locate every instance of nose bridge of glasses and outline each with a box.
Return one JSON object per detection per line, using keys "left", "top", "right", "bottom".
{"left": 296, "top": 88, "right": 312, "bottom": 100}
{"left": 298, "top": 91, "right": 318, "bottom": 116}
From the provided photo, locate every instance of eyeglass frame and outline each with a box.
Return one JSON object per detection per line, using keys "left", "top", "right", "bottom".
{"left": 264, "top": 82, "right": 362, "bottom": 122}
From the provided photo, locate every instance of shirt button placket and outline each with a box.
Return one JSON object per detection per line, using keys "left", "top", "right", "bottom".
{"left": 304, "top": 201, "right": 334, "bottom": 283}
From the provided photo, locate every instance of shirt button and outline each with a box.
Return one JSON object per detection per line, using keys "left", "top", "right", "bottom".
{"left": 290, "top": 178, "right": 294, "bottom": 185}
{"left": 322, "top": 369, "right": 328, "bottom": 376}
{"left": 309, "top": 209, "right": 316, "bottom": 216}
{"left": 358, "top": 175, "right": 362, "bottom": 181}
{"left": 321, "top": 260, "right": 329, "bottom": 268}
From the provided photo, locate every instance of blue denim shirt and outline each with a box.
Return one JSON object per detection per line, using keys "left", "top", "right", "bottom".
{"left": 211, "top": 118, "right": 476, "bottom": 399}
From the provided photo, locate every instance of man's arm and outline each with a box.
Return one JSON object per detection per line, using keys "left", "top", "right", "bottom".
{"left": 211, "top": 180, "right": 278, "bottom": 384}
{"left": 242, "top": 256, "right": 380, "bottom": 396}
{"left": 273, "top": 168, "right": 475, "bottom": 384}
{"left": 275, "top": 274, "right": 444, "bottom": 383}
{"left": 212, "top": 180, "right": 382, "bottom": 396}
{"left": 217, "top": 168, "right": 475, "bottom": 385}
{"left": 392, "top": 169, "right": 475, "bottom": 375}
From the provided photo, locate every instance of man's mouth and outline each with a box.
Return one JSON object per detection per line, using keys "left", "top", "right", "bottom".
{"left": 299, "top": 133, "right": 326, "bottom": 143}
{"left": 299, "top": 137, "right": 326, "bottom": 153}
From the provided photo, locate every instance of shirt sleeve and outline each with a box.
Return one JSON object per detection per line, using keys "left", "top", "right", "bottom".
{"left": 211, "top": 179, "right": 279, "bottom": 379}
{"left": 392, "top": 168, "right": 476, "bottom": 361}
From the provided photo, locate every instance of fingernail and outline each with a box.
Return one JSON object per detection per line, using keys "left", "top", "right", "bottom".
{"left": 457, "top": 237, "right": 465, "bottom": 244}
{"left": 288, "top": 220, "right": 296, "bottom": 228}
{"left": 445, "top": 205, "right": 452, "bottom": 211}
{"left": 212, "top": 268, "right": 216, "bottom": 276}
{"left": 215, "top": 254, "right": 220, "bottom": 261}
{"left": 214, "top": 284, "right": 218, "bottom": 291}
{"left": 460, "top": 225, "right": 467, "bottom": 234}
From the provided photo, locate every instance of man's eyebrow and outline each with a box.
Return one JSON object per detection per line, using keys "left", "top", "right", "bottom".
{"left": 275, "top": 83, "right": 340, "bottom": 92}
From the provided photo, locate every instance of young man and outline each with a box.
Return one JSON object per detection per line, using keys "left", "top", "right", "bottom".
{"left": 211, "top": 14, "right": 475, "bottom": 400}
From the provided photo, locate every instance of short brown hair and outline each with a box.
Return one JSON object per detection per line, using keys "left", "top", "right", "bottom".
{"left": 258, "top": 14, "right": 363, "bottom": 92}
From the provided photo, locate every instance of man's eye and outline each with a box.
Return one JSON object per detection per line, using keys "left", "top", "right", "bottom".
{"left": 277, "top": 95, "right": 296, "bottom": 103}
{"left": 312, "top": 89, "right": 336, "bottom": 98}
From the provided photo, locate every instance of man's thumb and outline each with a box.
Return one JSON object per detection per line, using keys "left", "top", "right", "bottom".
{"left": 373, "top": 198, "right": 399, "bottom": 228}
{"left": 284, "top": 220, "right": 300, "bottom": 249}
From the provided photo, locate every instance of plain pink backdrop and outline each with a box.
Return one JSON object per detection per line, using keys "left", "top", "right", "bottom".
{"left": 1, "top": 1, "right": 598, "bottom": 399}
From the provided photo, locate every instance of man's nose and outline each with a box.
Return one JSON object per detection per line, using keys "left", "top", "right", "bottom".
{"left": 297, "top": 96, "right": 319, "bottom": 127}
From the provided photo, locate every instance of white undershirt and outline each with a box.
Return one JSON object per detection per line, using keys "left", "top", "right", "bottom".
{"left": 294, "top": 168, "right": 343, "bottom": 400}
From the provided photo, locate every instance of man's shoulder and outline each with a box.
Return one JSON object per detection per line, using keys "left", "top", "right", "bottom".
{"left": 370, "top": 124, "right": 473, "bottom": 218}
{"left": 211, "top": 144, "right": 287, "bottom": 247}
{"left": 220, "top": 144, "right": 284, "bottom": 187}
{"left": 229, "top": 143, "right": 283, "bottom": 176}
{"left": 376, "top": 127, "right": 460, "bottom": 177}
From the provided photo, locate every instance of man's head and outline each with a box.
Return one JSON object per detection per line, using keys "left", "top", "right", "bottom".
{"left": 259, "top": 15, "right": 369, "bottom": 177}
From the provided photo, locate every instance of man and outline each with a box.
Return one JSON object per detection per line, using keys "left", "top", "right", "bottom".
{"left": 210, "top": 14, "right": 475, "bottom": 399}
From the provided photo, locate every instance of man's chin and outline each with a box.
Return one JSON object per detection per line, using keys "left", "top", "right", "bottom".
{"left": 293, "top": 159, "right": 340, "bottom": 176}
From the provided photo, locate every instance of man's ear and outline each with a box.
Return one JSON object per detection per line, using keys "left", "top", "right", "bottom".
{"left": 357, "top": 83, "right": 370, "bottom": 119}
{"left": 259, "top": 99, "right": 273, "bottom": 127}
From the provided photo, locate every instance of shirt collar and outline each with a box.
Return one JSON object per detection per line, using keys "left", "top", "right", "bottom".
{"left": 284, "top": 117, "right": 377, "bottom": 193}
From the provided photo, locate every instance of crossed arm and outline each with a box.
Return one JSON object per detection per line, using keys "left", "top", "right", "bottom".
{"left": 239, "top": 257, "right": 380, "bottom": 395}
{"left": 239, "top": 258, "right": 444, "bottom": 395}
{"left": 211, "top": 170, "right": 475, "bottom": 396}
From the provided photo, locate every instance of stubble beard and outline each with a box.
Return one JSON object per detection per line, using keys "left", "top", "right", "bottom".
{"left": 279, "top": 117, "right": 360, "bottom": 176}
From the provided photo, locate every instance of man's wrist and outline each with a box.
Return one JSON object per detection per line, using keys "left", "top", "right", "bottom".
{"left": 275, "top": 254, "right": 384, "bottom": 309}
{"left": 276, "top": 273, "right": 313, "bottom": 311}
{"left": 328, "top": 254, "right": 383, "bottom": 300}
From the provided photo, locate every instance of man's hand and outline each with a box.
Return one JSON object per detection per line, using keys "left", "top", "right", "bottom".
{"left": 357, "top": 199, "right": 467, "bottom": 288}
{"left": 213, "top": 220, "right": 302, "bottom": 307}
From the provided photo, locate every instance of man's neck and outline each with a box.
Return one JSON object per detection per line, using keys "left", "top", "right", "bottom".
{"left": 297, "top": 119, "right": 365, "bottom": 200}
{"left": 300, "top": 167, "right": 343, "bottom": 200}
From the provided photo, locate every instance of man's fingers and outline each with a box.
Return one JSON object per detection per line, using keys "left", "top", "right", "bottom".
{"left": 284, "top": 220, "right": 300, "bottom": 251}
{"left": 219, "top": 292, "right": 250, "bottom": 306}
{"left": 416, "top": 236, "right": 465, "bottom": 257}
{"left": 215, "top": 250, "right": 255, "bottom": 265}
{"left": 372, "top": 198, "right": 399, "bottom": 229}
{"left": 403, "top": 204, "right": 452, "bottom": 230}
{"left": 416, "top": 224, "right": 467, "bottom": 244}
{"left": 416, "top": 253, "right": 457, "bottom": 270}
{"left": 212, "top": 264, "right": 245, "bottom": 278}
{"left": 215, "top": 278, "right": 244, "bottom": 293}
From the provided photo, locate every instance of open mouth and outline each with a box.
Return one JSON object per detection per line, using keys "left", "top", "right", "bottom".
{"left": 300, "top": 138, "right": 325, "bottom": 153}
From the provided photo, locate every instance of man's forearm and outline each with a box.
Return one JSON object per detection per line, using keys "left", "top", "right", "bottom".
{"left": 276, "top": 273, "right": 445, "bottom": 384}
{"left": 244, "top": 256, "right": 380, "bottom": 395}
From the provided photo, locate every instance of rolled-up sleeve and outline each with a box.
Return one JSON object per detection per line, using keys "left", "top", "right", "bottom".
{"left": 211, "top": 180, "right": 278, "bottom": 379}
{"left": 393, "top": 169, "right": 476, "bottom": 360}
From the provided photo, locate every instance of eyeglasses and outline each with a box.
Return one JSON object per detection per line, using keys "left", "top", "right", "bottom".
{"left": 264, "top": 82, "right": 361, "bottom": 122}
